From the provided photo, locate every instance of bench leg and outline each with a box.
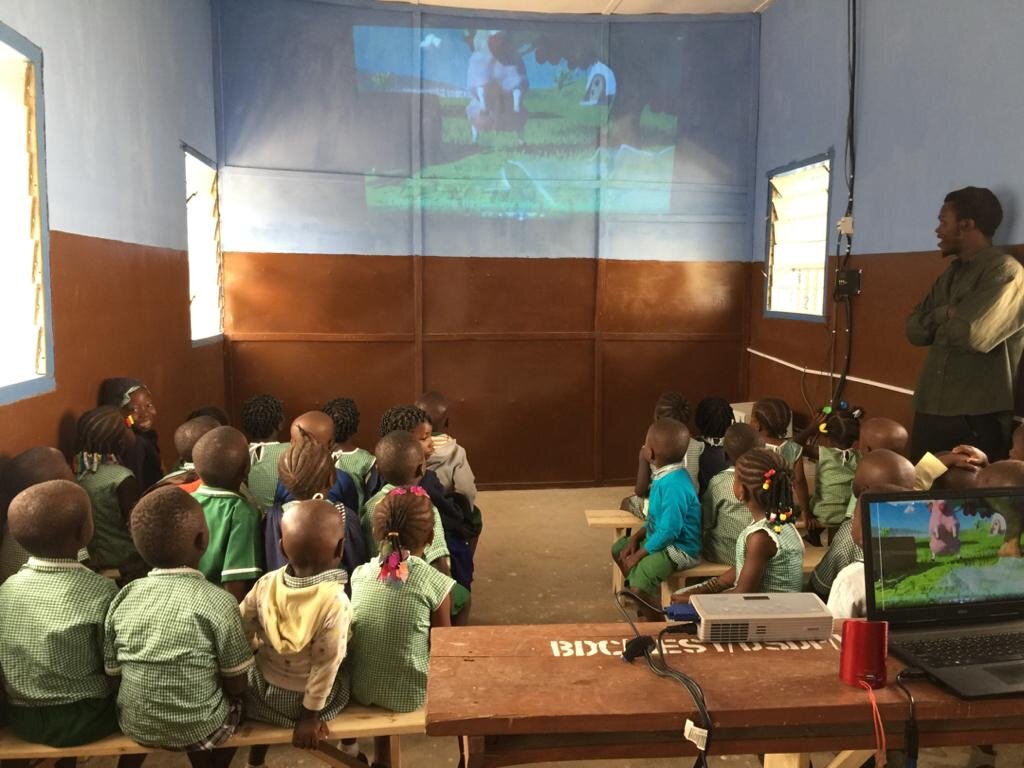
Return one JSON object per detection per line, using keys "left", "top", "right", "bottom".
{"left": 764, "top": 754, "right": 810, "bottom": 768}
{"left": 389, "top": 734, "right": 401, "bottom": 768}
{"left": 312, "top": 743, "right": 368, "bottom": 768}
{"left": 611, "top": 527, "right": 630, "bottom": 593}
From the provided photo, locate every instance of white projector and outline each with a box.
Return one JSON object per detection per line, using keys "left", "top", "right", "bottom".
{"left": 688, "top": 592, "right": 833, "bottom": 643}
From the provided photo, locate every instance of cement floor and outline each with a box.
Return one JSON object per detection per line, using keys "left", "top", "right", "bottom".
{"left": 81, "top": 486, "right": 1021, "bottom": 768}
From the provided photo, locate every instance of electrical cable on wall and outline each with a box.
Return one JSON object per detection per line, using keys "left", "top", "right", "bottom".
{"left": 830, "top": 0, "right": 858, "bottom": 407}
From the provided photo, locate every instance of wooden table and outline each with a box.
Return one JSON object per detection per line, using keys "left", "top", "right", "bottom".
{"left": 427, "top": 623, "right": 1024, "bottom": 768}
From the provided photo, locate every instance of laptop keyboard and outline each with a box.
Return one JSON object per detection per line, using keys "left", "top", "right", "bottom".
{"left": 901, "top": 632, "right": 1024, "bottom": 668}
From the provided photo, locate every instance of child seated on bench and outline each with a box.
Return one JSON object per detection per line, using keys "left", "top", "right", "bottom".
{"left": 613, "top": 418, "right": 701, "bottom": 620}
{"left": 275, "top": 411, "right": 359, "bottom": 514}
{"left": 674, "top": 448, "right": 804, "bottom": 601}
{"left": 157, "top": 415, "right": 220, "bottom": 493}
{"left": 192, "top": 426, "right": 262, "bottom": 601}
{"left": 702, "top": 423, "right": 764, "bottom": 565}
{"left": 621, "top": 392, "right": 694, "bottom": 520}
{"left": 276, "top": 430, "right": 368, "bottom": 576}
{"left": 0, "top": 447, "right": 78, "bottom": 584}
{"left": 324, "top": 396, "right": 375, "bottom": 512}
{"left": 106, "top": 487, "right": 253, "bottom": 768}
{"left": 73, "top": 406, "right": 143, "bottom": 581}
{"left": 242, "top": 499, "right": 353, "bottom": 766}
{"left": 350, "top": 487, "right": 455, "bottom": 767}
{"left": 241, "top": 394, "right": 288, "bottom": 512}
{"left": 0, "top": 480, "right": 120, "bottom": 750}
{"left": 694, "top": 397, "right": 734, "bottom": 498}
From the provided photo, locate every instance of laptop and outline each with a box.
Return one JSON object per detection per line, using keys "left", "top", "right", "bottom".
{"left": 861, "top": 487, "right": 1024, "bottom": 698}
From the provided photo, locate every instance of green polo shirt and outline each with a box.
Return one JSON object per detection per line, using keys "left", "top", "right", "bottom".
{"left": 362, "top": 485, "right": 449, "bottom": 564}
{"left": 192, "top": 485, "right": 263, "bottom": 585}
{"left": 906, "top": 246, "right": 1024, "bottom": 415}
{"left": 104, "top": 568, "right": 254, "bottom": 748}
{"left": 0, "top": 558, "right": 117, "bottom": 705}
{"left": 349, "top": 556, "right": 454, "bottom": 712}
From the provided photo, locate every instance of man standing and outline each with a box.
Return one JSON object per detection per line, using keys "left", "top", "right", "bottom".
{"left": 906, "top": 186, "right": 1024, "bottom": 462}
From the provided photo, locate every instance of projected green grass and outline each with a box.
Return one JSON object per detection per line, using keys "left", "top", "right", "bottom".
{"left": 366, "top": 79, "right": 678, "bottom": 217}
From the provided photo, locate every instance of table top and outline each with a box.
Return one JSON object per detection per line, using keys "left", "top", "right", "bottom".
{"left": 426, "top": 622, "right": 1024, "bottom": 740}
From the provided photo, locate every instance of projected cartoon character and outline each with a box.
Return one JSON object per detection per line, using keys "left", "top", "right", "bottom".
{"left": 991, "top": 512, "right": 1008, "bottom": 537}
{"left": 465, "top": 30, "right": 529, "bottom": 143}
{"left": 928, "top": 499, "right": 961, "bottom": 559}
{"left": 581, "top": 61, "right": 616, "bottom": 107}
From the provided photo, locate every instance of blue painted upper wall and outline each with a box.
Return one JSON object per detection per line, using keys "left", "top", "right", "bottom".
{"left": 755, "top": 0, "right": 1024, "bottom": 262}
{"left": 0, "top": 0, "right": 217, "bottom": 251}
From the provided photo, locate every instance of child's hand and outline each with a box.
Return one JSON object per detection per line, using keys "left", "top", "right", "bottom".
{"left": 950, "top": 444, "right": 988, "bottom": 469}
{"left": 639, "top": 444, "right": 654, "bottom": 465}
{"left": 621, "top": 548, "right": 647, "bottom": 573}
{"left": 292, "top": 716, "right": 329, "bottom": 749}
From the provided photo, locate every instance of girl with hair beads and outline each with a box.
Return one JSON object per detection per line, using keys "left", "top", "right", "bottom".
{"left": 751, "top": 397, "right": 808, "bottom": 517}
{"left": 794, "top": 404, "right": 864, "bottom": 544}
{"left": 73, "top": 406, "right": 144, "bottom": 579}
{"left": 349, "top": 487, "right": 454, "bottom": 767}
{"left": 98, "top": 378, "right": 163, "bottom": 491}
{"left": 673, "top": 447, "right": 805, "bottom": 601}
{"left": 694, "top": 397, "right": 735, "bottom": 498}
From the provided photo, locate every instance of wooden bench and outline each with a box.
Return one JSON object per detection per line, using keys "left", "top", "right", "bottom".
{"left": 0, "top": 705, "right": 424, "bottom": 768}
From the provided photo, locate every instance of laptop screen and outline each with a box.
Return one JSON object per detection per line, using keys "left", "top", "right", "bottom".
{"left": 861, "top": 488, "right": 1024, "bottom": 623}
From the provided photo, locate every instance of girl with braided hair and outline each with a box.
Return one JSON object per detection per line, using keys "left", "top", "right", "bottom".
{"left": 672, "top": 447, "right": 804, "bottom": 602}
{"left": 73, "top": 406, "right": 144, "bottom": 578}
{"left": 242, "top": 393, "right": 288, "bottom": 512}
{"left": 98, "top": 377, "right": 163, "bottom": 491}
{"left": 349, "top": 487, "right": 454, "bottom": 764}
{"left": 694, "top": 396, "right": 735, "bottom": 498}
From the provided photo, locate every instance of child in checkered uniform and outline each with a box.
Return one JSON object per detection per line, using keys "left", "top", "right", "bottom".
{"left": 350, "top": 486, "right": 455, "bottom": 766}
{"left": 105, "top": 487, "right": 253, "bottom": 766}
{"left": 242, "top": 498, "right": 353, "bottom": 766}
{"left": 242, "top": 394, "right": 288, "bottom": 512}
{"left": 0, "top": 479, "right": 120, "bottom": 747}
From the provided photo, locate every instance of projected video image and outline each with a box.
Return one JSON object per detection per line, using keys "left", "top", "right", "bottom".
{"left": 870, "top": 498, "right": 1024, "bottom": 610}
{"left": 354, "top": 25, "right": 677, "bottom": 217}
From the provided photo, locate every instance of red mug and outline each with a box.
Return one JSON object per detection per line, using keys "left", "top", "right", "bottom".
{"left": 839, "top": 618, "right": 888, "bottom": 689}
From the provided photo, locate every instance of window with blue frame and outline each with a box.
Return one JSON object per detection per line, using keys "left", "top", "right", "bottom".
{"left": 765, "top": 157, "right": 831, "bottom": 319}
{"left": 0, "top": 23, "right": 53, "bottom": 403}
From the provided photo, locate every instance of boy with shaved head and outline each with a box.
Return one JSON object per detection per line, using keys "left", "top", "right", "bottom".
{"left": 157, "top": 415, "right": 221, "bottom": 493}
{"left": 0, "top": 446, "right": 76, "bottom": 584}
{"left": 274, "top": 411, "right": 358, "bottom": 514}
{"left": 0, "top": 480, "right": 120, "bottom": 748}
{"left": 192, "top": 426, "right": 262, "bottom": 601}
{"left": 613, "top": 418, "right": 701, "bottom": 620}
{"left": 242, "top": 499, "right": 353, "bottom": 763}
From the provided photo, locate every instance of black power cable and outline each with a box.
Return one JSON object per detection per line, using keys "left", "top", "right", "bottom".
{"left": 895, "top": 668, "right": 926, "bottom": 768}
{"left": 831, "top": 0, "right": 858, "bottom": 407}
{"left": 615, "top": 591, "right": 711, "bottom": 768}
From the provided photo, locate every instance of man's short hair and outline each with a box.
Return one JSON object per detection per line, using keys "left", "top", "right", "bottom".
{"left": 945, "top": 186, "right": 1003, "bottom": 238}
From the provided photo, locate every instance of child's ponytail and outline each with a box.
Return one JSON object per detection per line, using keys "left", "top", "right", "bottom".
{"left": 374, "top": 486, "right": 432, "bottom": 584}
{"left": 735, "top": 448, "right": 798, "bottom": 531}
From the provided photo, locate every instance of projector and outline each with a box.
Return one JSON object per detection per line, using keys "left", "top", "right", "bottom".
{"left": 688, "top": 592, "right": 833, "bottom": 643}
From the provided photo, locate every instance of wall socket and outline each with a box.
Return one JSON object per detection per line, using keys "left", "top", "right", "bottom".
{"left": 834, "top": 268, "right": 862, "bottom": 298}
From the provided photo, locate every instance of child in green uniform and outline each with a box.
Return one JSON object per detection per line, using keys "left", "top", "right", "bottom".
{"left": 350, "top": 487, "right": 454, "bottom": 767}
{"left": 192, "top": 426, "right": 262, "bottom": 601}
{"left": 674, "top": 447, "right": 805, "bottom": 602}
{"left": 702, "top": 423, "right": 764, "bottom": 565}
{"left": 73, "top": 406, "right": 143, "bottom": 580}
{"left": 324, "top": 396, "right": 375, "bottom": 512}
{"left": 0, "top": 480, "right": 120, "bottom": 749}
{"left": 106, "top": 487, "right": 253, "bottom": 767}
{"left": 157, "top": 415, "right": 220, "bottom": 493}
{"left": 241, "top": 394, "right": 288, "bottom": 512}
{"left": 0, "top": 447, "right": 77, "bottom": 584}
{"left": 793, "top": 405, "right": 864, "bottom": 543}
{"left": 242, "top": 498, "right": 353, "bottom": 767}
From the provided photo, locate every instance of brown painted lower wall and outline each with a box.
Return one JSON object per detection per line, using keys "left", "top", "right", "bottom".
{"left": 747, "top": 247, "right": 1024, "bottom": 430}
{"left": 224, "top": 252, "right": 750, "bottom": 486}
{"left": 0, "top": 231, "right": 227, "bottom": 463}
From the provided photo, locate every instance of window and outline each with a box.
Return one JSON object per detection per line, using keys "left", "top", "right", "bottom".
{"left": 765, "top": 156, "right": 832, "bottom": 319}
{"left": 0, "top": 24, "right": 53, "bottom": 402}
{"left": 184, "top": 147, "right": 223, "bottom": 342}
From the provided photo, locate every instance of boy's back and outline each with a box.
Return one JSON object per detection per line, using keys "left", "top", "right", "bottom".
{"left": 426, "top": 435, "right": 476, "bottom": 509}
{"left": 192, "top": 485, "right": 263, "bottom": 586}
{"left": 104, "top": 568, "right": 254, "bottom": 748}
{"left": 701, "top": 468, "right": 750, "bottom": 565}
{"left": 0, "top": 559, "right": 117, "bottom": 705}
{"left": 647, "top": 468, "right": 702, "bottom": 562}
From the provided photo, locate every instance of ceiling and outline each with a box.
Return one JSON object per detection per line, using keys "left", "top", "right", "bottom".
{"left": 376, "top": 0, "right": 771, "bottom": 15}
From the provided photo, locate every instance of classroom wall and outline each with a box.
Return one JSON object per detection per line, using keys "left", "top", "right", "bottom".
{"left": 0, "top": 0, "right": 225, "bottom": 460}
{"left": 749, "top": 0, "right": 1024, "bottom": 429}
{"left": 217, "top": 0, "right": 758, "bottom": 486}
